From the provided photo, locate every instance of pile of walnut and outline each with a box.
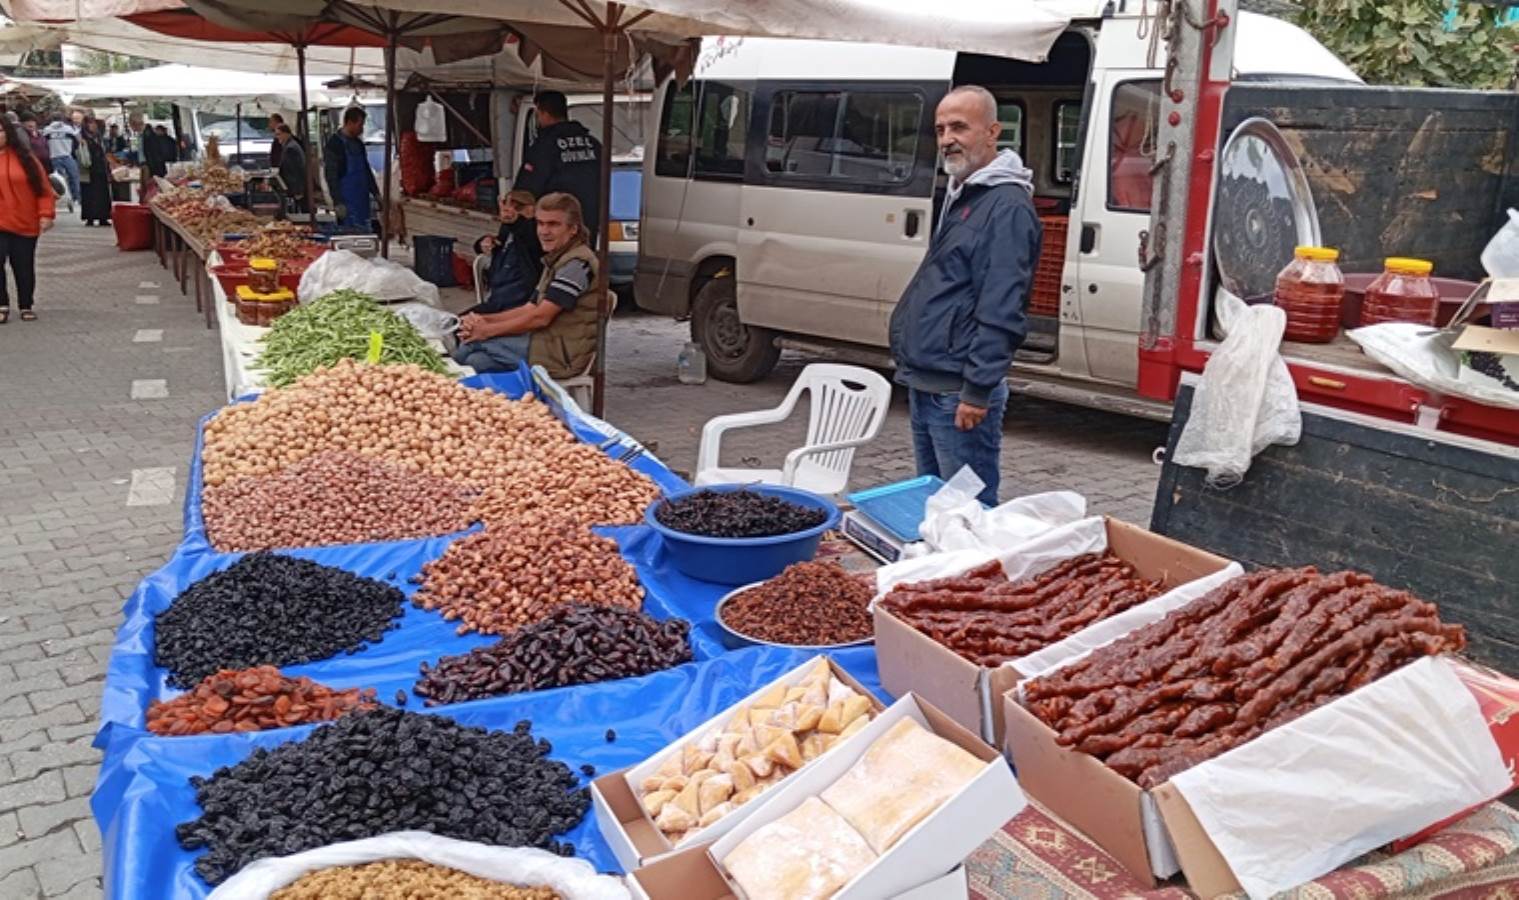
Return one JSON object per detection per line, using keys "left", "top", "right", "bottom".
{"left": 1024, "top": 567, "right": 1467, "bottom": 788}
{"left": 636, "top": 659, "right": 875, "bottom": 844}
{"left": 880, "top": 551, "right": 1163, "bottom": 666}
{"left": 201, "top": 360, "right": 659, "bottom": 530}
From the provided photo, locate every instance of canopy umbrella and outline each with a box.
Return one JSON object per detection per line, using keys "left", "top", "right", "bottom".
{"left": 4, "top": 62, "right": 343, "bottom": 109}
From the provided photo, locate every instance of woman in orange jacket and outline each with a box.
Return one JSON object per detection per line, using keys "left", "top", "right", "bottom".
{"left": 0, "top": 114, "right": 57, "bottom": 323}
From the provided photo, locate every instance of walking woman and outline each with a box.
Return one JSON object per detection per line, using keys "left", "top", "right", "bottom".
{"left": 0, "top": 115, "right": 57, "bottom": 323}
{"left": 76, "top": 119, "right": 114, "bottom": 227}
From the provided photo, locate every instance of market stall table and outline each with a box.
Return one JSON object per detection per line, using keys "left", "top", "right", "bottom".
{"left": 151, "top": 206, "right": 217, "bottom": 329}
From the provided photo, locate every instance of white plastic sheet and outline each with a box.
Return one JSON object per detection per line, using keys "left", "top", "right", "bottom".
{"left": 917, "top": 467, "right": 1087, "bottom": 556}
{"left": 1349, "top": 322, "right": 1519, "bottom": 412}
{"left": 415, "top": 97, "right": 448, "bottom": 143}
{"left": 206, "top": 831, "right": 632, "bottom": 900}
{"left": 298, "top": 250, "right": 442, "bottom": 307}
{"left": 1174, "top": 291, "right": 1301, "bottom": 488}
{"left": 1171, "top": 656, "right": 1510, "bottom": 900}
{"left": 873, "top": 499, "right": 1096, "bottom": 597}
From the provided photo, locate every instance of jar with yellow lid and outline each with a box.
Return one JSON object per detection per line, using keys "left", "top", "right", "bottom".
{"left": 234, "top": 285, "right": 295, "bottom": 327}
{"left": 1361, "top": 257, "right": 1438, "bottom": 327}
{"left": 1273, "top": 245, "right": 1344, "bottom": 344}
{"left": 247, "top": 257, "right": 280, "bottom": 294}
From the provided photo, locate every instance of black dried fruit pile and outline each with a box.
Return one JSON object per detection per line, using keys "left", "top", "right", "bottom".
{"left": 653, "top": 489, "right": 828, "bottom": 538}
{"left": 177, "top": 708, "right": 588, "bottom": 885}
{"left": 155, "top": 553, "right": 404, "bottom": 688}
{"left": 415, "top": 604, "right": 693, "bottom": 706}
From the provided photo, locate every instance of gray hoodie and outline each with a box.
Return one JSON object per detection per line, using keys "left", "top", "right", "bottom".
{"left": 940, "top": 149, "right": 1034, "bottom": 234}
{"left": 41, "top": 121, "right": 78, "bottom": 160}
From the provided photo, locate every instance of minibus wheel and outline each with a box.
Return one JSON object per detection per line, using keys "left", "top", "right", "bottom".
{"left": 691, "top": 277, "right": 780, "bottom": 383}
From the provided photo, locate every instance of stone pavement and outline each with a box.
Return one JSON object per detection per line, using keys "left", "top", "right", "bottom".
{"left": 0, "top": 222, "right": 1162, "bottom": 899}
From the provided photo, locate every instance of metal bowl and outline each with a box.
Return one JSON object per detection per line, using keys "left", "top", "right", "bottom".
{"left": 713, "top": 580, "right": 874, "bottom": 652}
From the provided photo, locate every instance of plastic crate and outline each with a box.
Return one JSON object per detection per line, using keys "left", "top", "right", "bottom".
{"left": 1030, "top": 215, "right": 1068, "bottom": 318}
{"left": 413, "top": 235, "right": 459, "bottom": 288}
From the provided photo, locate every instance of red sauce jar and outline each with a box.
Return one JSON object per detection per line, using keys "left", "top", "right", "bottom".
{"left": 1273, "top": 246, "right": 1344, "bottom": 344}
{"left": 1361, "top": 258, "right": 1439, "bottom": 327}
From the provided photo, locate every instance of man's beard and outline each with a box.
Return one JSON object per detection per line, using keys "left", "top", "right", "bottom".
{"left": 943, "top": 144, "right": 971, "bottom": 180}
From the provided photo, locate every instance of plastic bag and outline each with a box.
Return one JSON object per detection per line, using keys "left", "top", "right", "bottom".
{"left": 298, "top": 249, "right": 441, "bottom": 307}
{"left": 1349, "top": 322, "right": 1519, "bottom": 412}
{"left": 1173, "top": 289, "right": 1301, "bottom": 488}
{"left": 205, "top": 831, "right": 632, "bottom": 900}
{"left": 390, "top": 301, "right": 460, "bottom": 340}
{"left": 415, "top": 97, "right": 448, "bottom": 144}
{"left": 918, "top": 467, "right": 1087, "bottom": 555}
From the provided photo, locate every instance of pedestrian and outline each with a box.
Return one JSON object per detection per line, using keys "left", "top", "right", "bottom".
{"left": 267, "top": 113, "right": 286, "bottom": 170}
{"left": 515, "top": 91, "right": 602, "bottom": 245}
{"left": 41, "top": 113, "right": 80, "bottom": 208}
{"left": 888, "top": 85, "right": 1041, "bottom": 507}
{"left": 0, "top": 114, "right": 58, "bottom": 323}
{"left": 154, "top": 126, "right": 179, "bottom": 165}
{"left": 76, "top": 119, "right": 114, "bottom": 227}
{"left": 20, "top": 114, "right": 49, "bottom": 163}
{"left": 143, "top": 123, "right": 172, "bottom": 178}
{"left": 324, "top": 107, "right": 379, "bottom": 229}
{"left": 106, "top": 123, "right": 128, "bottom": 157}
{"left": 272, "top": 124, "right": 307, "bottom": 212}
{"left": 177, "top": 134, "right": 196, "bottom": 162}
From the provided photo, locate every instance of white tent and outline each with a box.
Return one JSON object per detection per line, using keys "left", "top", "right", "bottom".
{"left": 5, "top": 62, "right": 347, "bottom": 112}
{"left": 0, "top": 16, "right": 385, "bottom": 75}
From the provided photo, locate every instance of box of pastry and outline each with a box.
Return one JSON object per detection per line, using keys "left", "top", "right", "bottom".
{"left": 874, "top": 516, "right": 1234, "bottom": 746}
{"left": 592, "top": 656, "right": 885, "bottom": 870}
{"left": 628, "top": 691, "right": 1022, "bottom": 900}
{"left": 1003, "top": 567, "right": 1509, "bottom": 898}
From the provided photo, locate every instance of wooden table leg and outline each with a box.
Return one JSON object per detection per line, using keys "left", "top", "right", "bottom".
{"left": 202, "top": 266, "right": 214, "bottom": 330}
{"left": 154, "top": 221, "right": 166, "bottom": 269}
{"left": 193, "top": 254, "right": 204, "bottom": 313}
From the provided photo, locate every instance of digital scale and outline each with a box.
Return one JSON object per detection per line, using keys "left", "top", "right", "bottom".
{"left": 840, "top": 475, "right": 945, "bottom": 563}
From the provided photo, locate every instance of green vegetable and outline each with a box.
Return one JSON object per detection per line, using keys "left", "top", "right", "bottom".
{"left": 254, "top": 289, "right": 451, "bottom": 387}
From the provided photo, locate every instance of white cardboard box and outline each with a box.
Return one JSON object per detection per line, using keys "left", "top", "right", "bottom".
{"left": 629, "top": 692, "right": 1024, "bottom": 900}
{"left": 625, "top": 860, "right": 968, "bottom": 900}
{"left": 592, "top": 655, "right": 884, "bottom": 871}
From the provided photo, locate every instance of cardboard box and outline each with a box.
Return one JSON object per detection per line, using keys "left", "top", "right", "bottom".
{"left": 1453, "top": 324, "right": 1519, "bottom": 392}
{"left": 592, "top": 655, "right": 884, "bottom": 870}
{"left": 875, "top": 518, "right": 1230, "bottom": 745}
{"left": 629, "top": 693, "right": 1023, "bottom": 900}
{"left": 627, "top": 858, "right": 968, "bottom": 900}
{"left": 1004, "top": 657, "right": 1511, "bottom": 897}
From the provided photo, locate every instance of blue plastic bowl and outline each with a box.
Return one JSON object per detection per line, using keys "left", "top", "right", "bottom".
{"left": 645, "top": 484, "right": 841, "bottom": 585}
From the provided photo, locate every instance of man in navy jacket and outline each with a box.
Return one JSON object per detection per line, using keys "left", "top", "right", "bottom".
{"left": 888, "top": 85, "right": 1041, "bottom": 507}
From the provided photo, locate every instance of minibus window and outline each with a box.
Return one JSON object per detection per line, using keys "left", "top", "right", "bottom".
{"left": 1053, "top": 100, "right": 1082, "bottom": 184}
{"left": 656, "top": 81, "right": 698, "bottom": 178}
{"left": 694, "top": 82, "right": 750, "bottom": 178}
{"left": 766, "top": 90, "right": 922, "bottom": 185}
{"left": 1107, "top": 80, "right": 1162, "bottom": 212}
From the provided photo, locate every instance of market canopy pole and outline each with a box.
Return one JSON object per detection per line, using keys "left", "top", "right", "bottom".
{"left": 381, "top": 26, "right": 396, "bottom": 256}
{"left": 295, "top": 42, "right": 318, "bottom": 225}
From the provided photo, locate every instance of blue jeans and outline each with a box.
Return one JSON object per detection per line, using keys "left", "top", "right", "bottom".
{"left": 51, "top": 156, "right": 79, "bottom": 204}
{"left": 453, "top": 333, "right": 530, "bottom": 373}
{"left": 908, "top": 383, "right": 1009, "bottom": 507}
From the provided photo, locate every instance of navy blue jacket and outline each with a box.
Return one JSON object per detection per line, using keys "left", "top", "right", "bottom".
{"left": 889, "top": 181, "right": 1040, "bottom": 408}
{"left": 472, "top": 216, "right": 544, "bottom": 314}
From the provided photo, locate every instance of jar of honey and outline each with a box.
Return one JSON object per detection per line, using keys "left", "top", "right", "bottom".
{"left": 247, "top": 257, "right": 280, "bottom": 294}
{"left": 257, "top": 289, "right": 296, "bottom": 327}
{"left": 1361, "top": 258, "right": 1439, "bottom": 327}
{"left": 1273, "top": 246, "right": 1344, "bottom": 344}
{"left": 234, "top": 285, "right": 262, "bottom": 327}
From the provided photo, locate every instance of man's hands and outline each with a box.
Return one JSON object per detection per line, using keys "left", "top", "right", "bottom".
{"left": 954, "top": 401, "right": 988, "bottom": 431}
{"left": 457, "top": 312, "right": 482, "bottom": 342}
{"left": 38, "top": 218, "right": 53, "bottom": 233}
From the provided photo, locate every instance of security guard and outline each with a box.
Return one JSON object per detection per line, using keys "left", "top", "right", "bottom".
{"left": 514, "top": 91, "right": 602, "bottom": 246}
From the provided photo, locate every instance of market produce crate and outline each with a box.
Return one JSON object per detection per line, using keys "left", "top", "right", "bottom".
{"left": 211, "top": 263, "right": 303, "bottom": 300}
{"left": 629, "top": 692, "right": 1022, "bottom": 900}
{"left": 1029, "top": 214, "right": 1067, "bottom": 318}
{"left": 873, "top": 517, "right": 1232, "bottom": 747}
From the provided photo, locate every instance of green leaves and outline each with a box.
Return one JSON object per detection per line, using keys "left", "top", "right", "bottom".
{"left": 1294, "top": 0, "right": 1518, "bottom": 90}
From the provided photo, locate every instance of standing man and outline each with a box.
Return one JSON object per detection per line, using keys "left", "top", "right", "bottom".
{"left": 143, "top": 125, "right": 173, "bottom": 178}
{"left": 324, "top": 107, "right": 379, "bottom": 229}
{"left": 105, "top": 123, "right": 128, "bottom": 157}
{"left": 273, "top": 124, "right": 307, "bottom": 212}
{"left": 20, "top": 115, "right": 50, "bottom": 163}
{"left": 888, "top": 85, "right": 1041, "bottom": 507}
{"left": 267, "top": 113, "right": 286, "bottom": 170}
{"left": 41, "top": 114, "right": 80, "bottom": 207}
{"left": 514, "top": 91, "right": 602, "bottom": 245}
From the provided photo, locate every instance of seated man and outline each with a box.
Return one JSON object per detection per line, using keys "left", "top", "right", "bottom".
{"left": 453, "top": 192, "right": 600, "bottom": 380}
{"left": 463, "top": 190, "right": 543, "bottom": 316}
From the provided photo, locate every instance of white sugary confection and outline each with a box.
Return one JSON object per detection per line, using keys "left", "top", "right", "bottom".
{"left": 724, "top": 797, "right": 877, "bottom": 900}
{"left": 819, "top": 717, "right": 985, "bottom": 854}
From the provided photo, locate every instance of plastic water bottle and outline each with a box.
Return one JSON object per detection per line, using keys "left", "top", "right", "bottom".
{"left": 677, "top": 342, "right": 707, "bottom": 385}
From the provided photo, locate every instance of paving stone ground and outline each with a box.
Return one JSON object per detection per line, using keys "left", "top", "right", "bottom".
{"left": 0, "top": 220, "right": 1163, "bottom": 898}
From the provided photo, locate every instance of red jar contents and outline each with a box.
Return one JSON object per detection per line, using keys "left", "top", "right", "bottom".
{"left": 1274, "top": 246, "right": 1344, "bottom": 343}
{"left": 1361, "top": 258, "right": 1438, "bottom": 327}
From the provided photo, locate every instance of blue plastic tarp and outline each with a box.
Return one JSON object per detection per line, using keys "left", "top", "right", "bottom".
{"left": 93, "top": 646, "right": 884, "bottom": 899}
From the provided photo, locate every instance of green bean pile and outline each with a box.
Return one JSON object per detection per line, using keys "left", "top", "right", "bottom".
{"left": 254, "top": 290, "right": 451, "bottom": 387}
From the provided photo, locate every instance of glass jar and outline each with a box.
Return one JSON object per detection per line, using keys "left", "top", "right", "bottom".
{"left": 1273, "top": 246, "right": 1344, "bottom": 344}
{"left": 1361, "top": 258, "right": 1439, "bottom": 327}
{"left": 248, "top": 257, "right": 280, "bottom": 294}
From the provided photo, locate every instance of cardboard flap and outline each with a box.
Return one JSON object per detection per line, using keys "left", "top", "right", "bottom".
{"left": 1454, "top": 324, "right": 1519, "bottom": 355}
{"left": 1152, "top": 782, "right": 1241, "bottom": 897}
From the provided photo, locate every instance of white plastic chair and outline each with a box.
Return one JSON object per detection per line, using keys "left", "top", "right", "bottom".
{"left": 695, "top": 364, "right": 893, "bottom": 495}
{"left": 472, "top": 252, "right": 490, "bottom": 306}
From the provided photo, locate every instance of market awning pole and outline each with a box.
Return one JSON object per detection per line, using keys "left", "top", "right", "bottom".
{"left": 235, "top": 102, "right": 242, "bottom": 167}
{"left": 296, "top": 43, "right": 317, "bottom": 226}
{"left": 592, "top": 2, "right": 621, "bottom": 419}
{"left": 380, "top": 28, "right": 397, "bottom": 258}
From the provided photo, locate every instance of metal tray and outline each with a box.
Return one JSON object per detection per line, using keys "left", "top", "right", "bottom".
{"left": 713, "top": 581, "right": 874, "bottom": 651}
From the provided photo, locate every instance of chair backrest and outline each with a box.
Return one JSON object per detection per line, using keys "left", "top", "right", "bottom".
{"left": 796, "top": 363, "right": 893, "bottom": 481}
{"left": 472, "top": 252, "right": 490, "bottom": 305}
